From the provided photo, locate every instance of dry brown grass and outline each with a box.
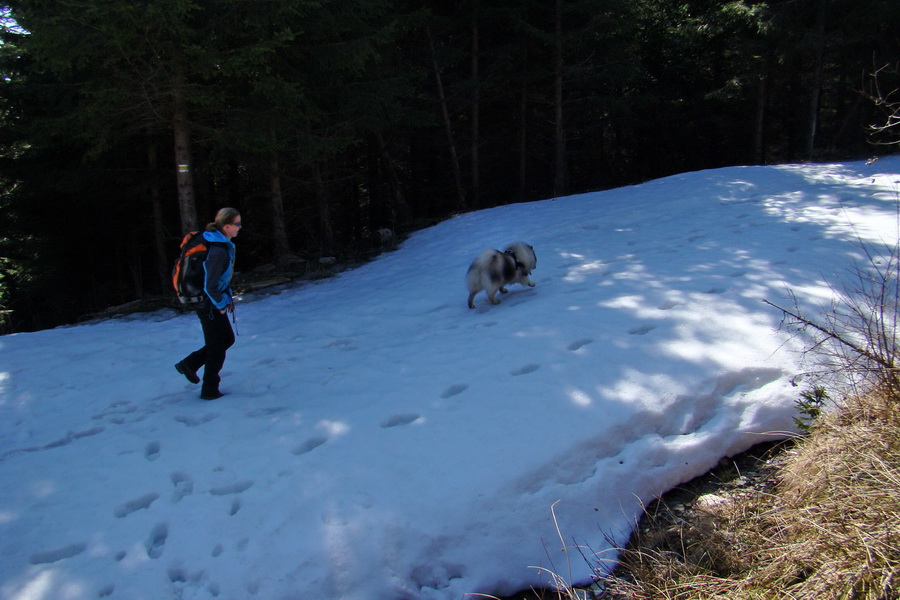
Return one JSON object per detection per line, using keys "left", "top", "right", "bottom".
{"left": 598, "top": 390, "right": 900, "bottom": 600}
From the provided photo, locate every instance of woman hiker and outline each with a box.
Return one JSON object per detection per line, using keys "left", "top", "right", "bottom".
{"left": 175, "top": 207, "right": 241, "bottom": 400}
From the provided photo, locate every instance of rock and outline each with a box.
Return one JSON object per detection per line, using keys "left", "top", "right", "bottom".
{"left": 695, "top": 493, "right": 728, "bottom": 509}
{"left": 276, "top": 253, "right": 307, "bottom": 270}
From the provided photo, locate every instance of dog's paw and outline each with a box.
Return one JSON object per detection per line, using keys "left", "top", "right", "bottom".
{"left": 528, "top": 282, "right": 536, "bottom": 287}
{"left": 499, "top": 287, "right": 508, "bottom": 294}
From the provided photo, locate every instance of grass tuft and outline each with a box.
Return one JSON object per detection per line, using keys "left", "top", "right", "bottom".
{"left": 597, "top": 389, "right": 900, "bottom": 600}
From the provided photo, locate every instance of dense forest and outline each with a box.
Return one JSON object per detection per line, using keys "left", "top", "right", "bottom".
{"left": 0, "top": 0, "right": 898, "bottom": 333}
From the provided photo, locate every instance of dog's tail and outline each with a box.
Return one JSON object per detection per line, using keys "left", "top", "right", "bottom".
{"left": 466, "top": 248, "right": 500, "bottom": 291}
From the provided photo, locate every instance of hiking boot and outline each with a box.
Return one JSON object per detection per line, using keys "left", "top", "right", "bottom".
{"left": 175, "top": 361, "right": 200, "bottom": 384}
{"left": 200, "top": 390, "right": 225, "bottom": 401}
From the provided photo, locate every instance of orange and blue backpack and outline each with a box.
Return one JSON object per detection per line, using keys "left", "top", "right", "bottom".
{"left": 172, "top": 232, "right": 225, "bottom": 304}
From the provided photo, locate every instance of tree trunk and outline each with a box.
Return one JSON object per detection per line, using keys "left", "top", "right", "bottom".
{"left": 552, "top": 0, "right": 568, "bottom": 198}
{"left": 148, "top": 143, "right": 169, "bottom": 294}
{"left": 172, "top": 76, "right": 198, "bottom": 234}
{"left": 517, "top": 81, "right": 528, "bottom": 204}
{"left": 470, "top": 2, "right": 480, "bottom": 208}
{"left": 805, "top": 1, "right": 827, "bottom": 161}
{"left": 268, "top": 132, "right": 291, "bottom": 257}
{"left": 426, "top": 23, "right": 467, "bottom": 212}
{"left": 830, "top": 90, "right": 863, "bottom": 153}
{"left": 366, "top": 135, "right": 385, "bottom": 229}
{"left": 376, "top": 131, "right": 408, "bottom": 224}
{"left": 314, "top": 163, "right": 334, "bottom": 256}
{"left": 753, "top": 67, "right": 769, "bottom": 165}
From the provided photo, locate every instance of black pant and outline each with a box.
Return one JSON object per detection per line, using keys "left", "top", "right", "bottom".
{"left": 182, "top": 306, "right": 235, "bottom": 393}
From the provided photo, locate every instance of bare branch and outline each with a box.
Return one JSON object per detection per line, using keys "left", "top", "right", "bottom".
{"left": 864, "top": 62, "right": 900, "bottom": 146}
{"left": 763, "top": 299, "right": 896, "bottom": 373}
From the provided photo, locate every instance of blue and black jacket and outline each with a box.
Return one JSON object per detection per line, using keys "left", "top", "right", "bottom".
{"left": 202, "top": 230, "right": 235, "bottom": 310}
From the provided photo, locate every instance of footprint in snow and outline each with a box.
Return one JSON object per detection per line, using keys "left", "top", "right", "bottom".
{"left": 380, "top": 414, "right": 422, "bottom": 428}
{"left": 292, "top": 436, "right": 327, "bottom": 456}
{"left": 145, "top": 523, "right": 168, "bottom": 559}
{"left": 144, "top": 441, "right": 160, "bottom": 461}
{"left": 567, "top": 338, "right": 593, "bottom": 351}
{"left": 510, "top": 364, "right": 540, "bottom": 376}
{"left": 628, "top": 324, "right": 656, "bottom": 336}
{"left": 167, "top": 567, "right": 188, "bottom": 584}
{"left": 94, "top": 400, "right": 139, "bottom": 425}
{"left": 209, "top": 481, "right": 254, "bottom": 496}
{"left": 440, "top": 384, "right": 469, "bottom": 398}
{"left": 114, "top": 492, "right": 159, "bottom": 518}
{"left": 246, "top": 406, "right": 287, "bottom": 418}
{"left": 29, "top": 543, "right": 87, "bottom": 565}
{"left": 174, "top": 413, "right": 218, "bottom": 427}
{"left": 658, "top": 300, "right": 681, "bottom": 310}
{"left": 171, "top": 472, "right": 194, "bottom": 503}
{"left": 42, "top": 426, "right": 105, "bottom": 450}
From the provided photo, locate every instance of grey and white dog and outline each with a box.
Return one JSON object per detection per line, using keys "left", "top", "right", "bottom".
{"left": 466, "top": 241, "right": 537, "bottom": 308}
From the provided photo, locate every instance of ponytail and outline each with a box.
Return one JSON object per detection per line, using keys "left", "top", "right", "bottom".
{"left": 206, "top": 207, "right": 240, "bottom": 232}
